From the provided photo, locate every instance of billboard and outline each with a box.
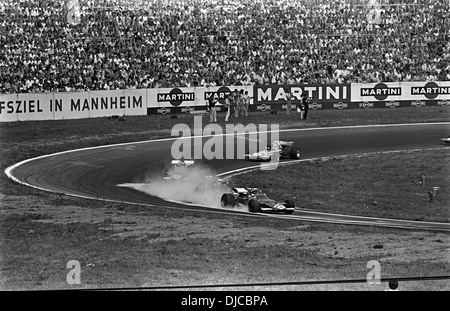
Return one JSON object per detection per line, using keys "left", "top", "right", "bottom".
{"left": 0, "top": 89, "right": 147, "bottom": 122}
{"left": 146, "top": 85, "right": 254, "bottom": 115}
{"left": 253, "top": 84, "right": 351, "bottom": 111}
{"left": 1, "top": 81, "right": 449, "bottom": 121}
{"left": 351, "top": 81, "right": 450, "bottom": 108}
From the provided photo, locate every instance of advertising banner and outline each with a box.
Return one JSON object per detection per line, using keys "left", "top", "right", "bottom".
{"left": 146, "top": 85, "right": 254, "bottom": 115}
{"left": 0, "top": 89, "right": 147, "bottom": 122}
{"left": 351, "top": 81, "right": 450, "bottom": 108}
{"left": 253, "top": 84, "right": 351, "bottom": 111}
{"left": 1, "top": 81, "right": 449, "bottom": 122}
{"left": 0, "top": 92, "right": 54, "bottom": 122}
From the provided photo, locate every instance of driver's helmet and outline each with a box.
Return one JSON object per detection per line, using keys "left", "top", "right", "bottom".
{"left": 271, "top": 141, "right": 281, "bottom": 151}
{"left": 250, "top": 188, "right": 258, "bottom": 195}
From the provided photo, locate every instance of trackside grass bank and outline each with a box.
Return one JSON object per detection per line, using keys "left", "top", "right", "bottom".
{"left": 229, "top": 149, "right": 450, "bottom": 223}
{"left": 0, "top": 106, "right": 449, "bottom": 290}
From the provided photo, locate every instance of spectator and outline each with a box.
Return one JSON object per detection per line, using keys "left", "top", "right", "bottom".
{"left": 224, "top": 93, "right": 231, "bottom": 122}
{"left": 301, "top": 93, "right": 310, "bottom": 120}
{"left": 285, "top": 91, "right": 292, "bottom": 115}
{"left": 242, "top": 90, "right": 251, "bottom": 117}
{"left": 208, "top": 92, "right": 217, "bottom": 123}
{"left": 0, "top": 0, "right": 448, "bottom": 94}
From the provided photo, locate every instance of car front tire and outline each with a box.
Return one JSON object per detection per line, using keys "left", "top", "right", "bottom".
{"left": 248, "top": 198, "right": 261, "bottom": 212}
{"left": 290, "top": 149, "right": 301, "bottom": 159}
{"left": 284, "top": 199, "right": 295, "bottom": 214}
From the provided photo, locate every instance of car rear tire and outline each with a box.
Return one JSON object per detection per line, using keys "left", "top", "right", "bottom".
{"left": 290, "top": 148, "right": 301, "bottom": 159}
{"left": 221, "top": 193, "right": 236, "bottom": 208}
{"left": 284, "top": 199, "right": 295, "bottom": 214}
{"left": 248, "top": 198, "right": 261, "bottom": 212}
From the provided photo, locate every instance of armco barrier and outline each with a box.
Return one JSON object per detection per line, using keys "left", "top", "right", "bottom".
{"left": 1, "top": 82, "right": 448, "bottom": 122}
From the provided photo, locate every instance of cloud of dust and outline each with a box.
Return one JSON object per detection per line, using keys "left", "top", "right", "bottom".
{"left": 118, "top": 164, "right": 240, "bottom": 209}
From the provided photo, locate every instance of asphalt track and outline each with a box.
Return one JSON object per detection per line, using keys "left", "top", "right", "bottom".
{"left": 6, "top": 122, "right": 450, "bottom": 231}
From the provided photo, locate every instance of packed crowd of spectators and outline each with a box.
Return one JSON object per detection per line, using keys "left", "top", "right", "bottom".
{"left": 0, "top": 0, "right": 449, "bottom": 93}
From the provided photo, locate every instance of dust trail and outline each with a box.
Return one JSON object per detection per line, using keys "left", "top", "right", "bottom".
{"left": 117, "top": 164, "right": 245, "bottom": 211}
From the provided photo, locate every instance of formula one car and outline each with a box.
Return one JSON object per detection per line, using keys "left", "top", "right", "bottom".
{"left": 244, "top": 141, "right": 300, "bottom": 161}
{"left": 441, "top": 136, "right": 450, "bottom": 144}
{"left": 162, "top": 159, "right": 224, "bottom": 186}
{"left": 220, "top": 187, "right": 295, "bottom": 214}
{"left": 163, "top": 159, "right": 195, "bottom": 180}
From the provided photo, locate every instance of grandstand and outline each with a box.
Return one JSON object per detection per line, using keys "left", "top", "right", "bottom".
{"left": 0, "top": 0, "right": 449, "bottom": 94}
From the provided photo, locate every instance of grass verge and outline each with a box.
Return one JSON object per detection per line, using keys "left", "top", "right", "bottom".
{"left": 229, "top": 148, "right": 450, "bottom": 223}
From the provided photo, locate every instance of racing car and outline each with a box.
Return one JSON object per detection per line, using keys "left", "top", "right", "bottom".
{"left": 441, "top": 136, "right": 450, "bottom": 144}
{"left": 220, "top": 187, "right": 295, "bottom": 214}
{"left": 244, "top": 141, "right": 300, "bottom": 161}
{"left": 162, "top": 159, "right": 224, "bottom": 186}
{"left": 162, "top": 159, "right": 195, "bottom": 180}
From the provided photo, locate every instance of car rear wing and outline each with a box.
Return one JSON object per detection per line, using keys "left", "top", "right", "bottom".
{"left": 278, "top": 141, "right": 294, "bottom": 146}
{"left": 233, "top": 187, "right": 248, "bottom": 194}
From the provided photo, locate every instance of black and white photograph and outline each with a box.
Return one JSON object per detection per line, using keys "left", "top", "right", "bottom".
{"left": 0, "top": 0, "right": 449, "bottom": 300}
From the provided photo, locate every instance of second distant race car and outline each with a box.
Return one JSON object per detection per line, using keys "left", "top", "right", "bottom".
{"left": 163, "top": 159, "right": 195, "bottom": 180}
{"left": 244, "top": 140, "right": 300, "bottom": 161}
{"left": 220, "top": 187, "right": 295, "bottom": 214}
{"left": 162, "top": 159, "right": 224, "bottom": 186}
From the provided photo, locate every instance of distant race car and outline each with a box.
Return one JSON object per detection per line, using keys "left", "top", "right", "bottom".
{"left": 244, "top": 141, "right": 300, "bottom": 161}
{"left": 441, "top": 136, "right": 450, "bottom": 144}
{"left": 162, "top": 159, "right": 224, "bottom": 186}
{"left": 220, "top": 187, "right": 295, "bottom": 214}
{"left": 163, "top": 159, "right": 195, "bottom": 180}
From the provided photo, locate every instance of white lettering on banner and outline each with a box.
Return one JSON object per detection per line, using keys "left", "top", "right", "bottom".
{"left": 258, "top": 88, "right": 272, "bottom": 102}
{"left": 256, "top": 84, "right": 348, "bottom": 102}
{"left": 411, "top": 86, "right": 449, "bottom": 95}
{"left": 274, "top": 88, "right": 287, "bottom": 101}
{"left": 304, "top": 86, "right": 316, "bottom": 99}
{"left": 351, "top": 81, "right": 450, "bottom": 102}
{"left": 157, "top": 93, "right": 194, "bottom": 102}
{"left": 361, "top": 88, "right": 401, "bottom": 96}
{"left": 290, "top": 87, "right": 302, "bottom": 99}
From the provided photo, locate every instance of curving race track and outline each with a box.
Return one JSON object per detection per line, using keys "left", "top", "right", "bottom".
{"left": 5, "top": 122, "right": 450, "bottom": 231}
